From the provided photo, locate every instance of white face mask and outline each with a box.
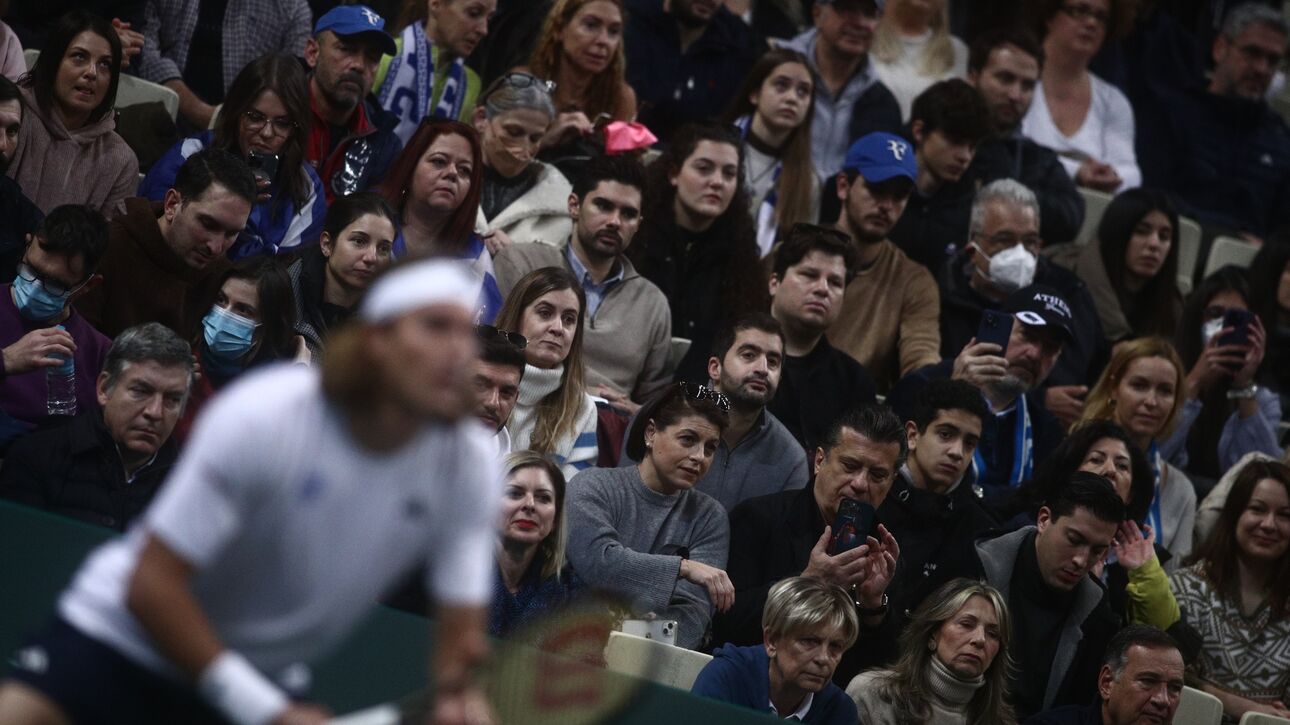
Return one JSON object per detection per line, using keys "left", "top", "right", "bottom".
{"left": 1202, "top": 317, "right": 1224, "bottom": 347}
{"left": 973, "top": 242, "right": 1037, "bottom": 294}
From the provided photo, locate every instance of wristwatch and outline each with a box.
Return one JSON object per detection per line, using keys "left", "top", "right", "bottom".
{"left": 1227, "top": 384, "right": 1259, "bottom": 401}
{"left": 855, "top": 592, "right": 889, "bottom": 618}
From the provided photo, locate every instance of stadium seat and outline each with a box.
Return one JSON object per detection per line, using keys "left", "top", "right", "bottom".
{"left": 22, "top": 49, "right": 179, "bottom": 121}
{"left": 1204, "top": 235, "right": 1260, "bottom": 278}
{"left": 1177, "top": 686, "right": 1223, "bottom": 725}
{"left": 1177, "top": 216, "right": 1202, "bottom": 296}
{"left": 1239, "top": 712, "right": 1290, "bottom": 725}
{"left": 1075, "top": 187, "right": 1114, "bottom": 246}
{"left": 603, "top": 630, "right": 712, "bottom": 691}
{"left": 670, "top": 337, "right": 692, "bottom": 372}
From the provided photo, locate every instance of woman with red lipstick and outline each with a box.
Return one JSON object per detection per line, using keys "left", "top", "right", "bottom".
{"left": 525, "top": 0, "right": 636, "bottom": 155}
{"left": 1170, "top": 460, "right": 1290, "bottom": 720}
{"left": 491, "top": 451, "right": 581, "bottom": 638}
{"left": 8, "top": 10, "right": 136, "bottom": 218}
{"left": 565, "top": 382, "right": 733, "bottom": 650}
{"left": 723, "top": 48, "right": 820, "bottom": 258}
{"left": 1078, "top": 337, "right": 1195, "bottom": 571}
{"left": 1047, "top": 188, "right": 1183, "bottom": 344}
{"left": 847, "top": 578, "right": 1015, "bottom": 725}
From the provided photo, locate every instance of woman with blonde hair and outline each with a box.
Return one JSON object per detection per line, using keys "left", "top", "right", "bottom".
{"left": 1077, "top": 336, "right": 1196, "bottom": 570}
{"left": 524, "top": 0, "right": 636, "bottom": 153}
{"left": 491, "top": 450, "right": 581, "bottom": 637}
{"left": 847, "top": 578, "right": 1015, "bottom": 725}
{"left": 870, "top": 0, "right": 969, "bottom": 121}
{"left": 723, "top": 47, "right": 820, "bottom": 257}
{"left": 495, "top": 267, "right": 599, "bottom": 478}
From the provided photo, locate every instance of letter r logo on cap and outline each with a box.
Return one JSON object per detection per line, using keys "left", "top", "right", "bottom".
{"left": 362, "top": 8, "right": 380, "bottom": 24}
{"left": 887, "top": 140, "right": 907, "bottom": 160}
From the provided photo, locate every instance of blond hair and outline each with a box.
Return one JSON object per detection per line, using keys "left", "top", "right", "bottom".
{"left": 1076, "top": 336, "right": 1187, "bottom": 442}
{"left": 872, "top": 0, "right": 957, "bottom": 76}
{"left": 763, "top": 577, "right": 860, "bottom": 649}
{"left": 503, "top": 450, "right": 570, "bottom": 580}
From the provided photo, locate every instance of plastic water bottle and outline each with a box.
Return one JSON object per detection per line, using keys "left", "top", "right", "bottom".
{"left": 46, "top": 325, "right": 76, "bottom": 417}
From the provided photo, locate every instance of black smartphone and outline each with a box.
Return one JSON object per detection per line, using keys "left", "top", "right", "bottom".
{"left": 1217, "top": 308, "right": 1254, "bottom": 347}
{"left": 828, "top": 498, "right": 876, "bottom": 556}
{"left": 247, "top": 151, "right": 279, "bottom": 186}
{"left": 976, "top": 309, "right": 1013, "bottom": 354}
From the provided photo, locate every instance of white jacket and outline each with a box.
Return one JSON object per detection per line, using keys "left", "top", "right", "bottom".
{"left": 475, "top": 162, "right": 573, "bottom": 247}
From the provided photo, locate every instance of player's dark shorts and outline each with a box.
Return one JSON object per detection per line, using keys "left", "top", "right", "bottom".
{"left": 6, "top": 616, "right": 229, "bottom": 725}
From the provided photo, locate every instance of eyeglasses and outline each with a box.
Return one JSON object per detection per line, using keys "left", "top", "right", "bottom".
{"left": 477, "top": 324, "right": 527, "bottom": 350}
{"left": 1060, "top": 3, "right": 1110, "bottom": 25}
{"left": 242, "top": 109, "right": 297, "bottom": 137}
{"left": 481, "top": 72, "right": 557, "bottom": 103}
{"left": 679, "top": 382, "right": 731, "bottom": 413}
{"left": 16, "top": 261, "right": 87, "bottom": 298}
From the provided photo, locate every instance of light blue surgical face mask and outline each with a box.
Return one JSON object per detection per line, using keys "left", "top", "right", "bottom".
{"left": 202, "top": 305, "right": 258, "bottom": 361}
{"left": 11, "top": 273, "right": 68, "bottom": 322}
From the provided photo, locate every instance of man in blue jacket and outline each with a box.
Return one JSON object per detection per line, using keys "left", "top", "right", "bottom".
{"left": 693, "top": 576, "right": 859, "bottom": 724}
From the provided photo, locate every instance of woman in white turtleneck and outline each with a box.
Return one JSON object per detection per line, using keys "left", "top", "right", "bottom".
{"left": 847, "top": 578, "right": 1017, "bottom": 725}
{"left": 495, "top": 267, "right": 599, "bottom": 479}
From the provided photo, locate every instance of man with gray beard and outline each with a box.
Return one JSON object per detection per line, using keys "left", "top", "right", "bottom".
{"left": 887, "top": 285, "right": 1071, "bottom": 512}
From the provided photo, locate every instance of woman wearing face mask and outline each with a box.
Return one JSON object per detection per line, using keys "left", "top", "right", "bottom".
{"left": 869, "top": 0, "right": 969, "bottom": 122}
{"left": 627, "top": 122, "right": 767, "bottom": 383}
{"left": 848, "top": 578, "right": 1015, "bottom": 725}
{"left": 1164, "top": 268, "right": 1281, "bottom": 481}
{"left": 140, "top": 55, "right": 326, "bottom": 260}
{"left": 494, "top": 267, "right": 599, "bottom": 478}
{"left": 472, "top": 72, "right": 572, "bottom": 248}
{"left": 378, "top": 119, "right": 503, "bottom": 322}
{"left": 565, "top": 382, "right": 732, "bottom": 650}
{"left": 174, "top": 257, "right": 306, "bottom": 442}
{"left": 1004, "top": 418, "right": 1181, "bottom": 628}
{"left": 723, "top": 48, "right": 820, "bottom": 258}
{"left": 1248, "top": 241, "right": 1290, "bottom": 420}
{"left": 375, "top": 0, "right": 495, "bottom": 144}
{"left": 1075, "top": 337, "right": 1196, "bottom": 573}
{"left": 289, "top": 192, "right": 398, "bottom": 362}
{"left": 492, "top": 450, "right": 581, "bottom": 638}
{"left": 1170, "top": 460, "right": 1290, "bottom": 720}
{"left": 1047, "top": 188, "right": 1183, "bottom": 343}
{"left": 8, "top": 10, "right": 137, "bottom": 217}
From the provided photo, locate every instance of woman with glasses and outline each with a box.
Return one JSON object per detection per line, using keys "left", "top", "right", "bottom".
{"left": 723, "top": 48, "right": 820, "bottom": 258}
{"left": 566, "top": 382, "right": 733, "bottom": 650}
{"left": 174, "top": 257, "right": 307, "bottom": 443}
{"left": 1164, "top": 268, "right": 1282, "bottom": 481}
{"left": 377, "top": 118, "right": 503, "bottom": 322}
{"left": 494, "top": 267, "right": 599, "bottom": 479}
{"left": 472, "top": 72, "right": 573, "bottom": 249}
{"left": 288, "top": 192, "right": 398, "bottom": 362}
{"left": 140, "top": 55, "right": 326, "bottom": 260}
{"left": 8, "top": 10, "right": 136, "bottom": 217}
{"left": 1022, "top": 0, "right": 1139, "bottom": 193}
{"left": 524, "top": 0, "right": 636, "bottom": 156}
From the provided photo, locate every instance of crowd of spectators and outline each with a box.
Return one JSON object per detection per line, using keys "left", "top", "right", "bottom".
{"left": 0, "top": 0, "right": 1289, "bottom": 723}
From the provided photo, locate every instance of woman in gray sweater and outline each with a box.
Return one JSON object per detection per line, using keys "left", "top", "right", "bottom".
{"left": 566, "top": 383, "right": 734, "bottom": 649}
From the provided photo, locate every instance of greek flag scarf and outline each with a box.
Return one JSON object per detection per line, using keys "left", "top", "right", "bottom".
{"left": 378, "top": 23, "right": 468, "bottom": 144}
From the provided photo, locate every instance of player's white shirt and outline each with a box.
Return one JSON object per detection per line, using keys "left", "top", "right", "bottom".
{"left": 59, "top": 364, "right": 502, "bottom": 681}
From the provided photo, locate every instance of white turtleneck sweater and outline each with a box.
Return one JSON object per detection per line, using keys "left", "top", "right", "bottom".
{"left": 846, "top": 657, "right": 986, "bottom": 724}
{"left": 506, "top": 363, "right": 600, "bottom": 479}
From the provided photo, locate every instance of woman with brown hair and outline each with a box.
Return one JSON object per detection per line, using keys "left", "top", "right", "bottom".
{"left": 378, "top": 118, "right": 502, "bottom": 321}
{"left": 494, "top": 267, "right": 598, "bottom": 478}
{"left": 141, "top": 54, "right": 326, "bottom": 260}
{"left": 1170, "top": 459, "right": 1290, "bottom": 720}
{"left": 723, "top": 47, "right": 819, "bottom": 258}
{"left": 523, "top": 0, "right": 636, "bottom": 153}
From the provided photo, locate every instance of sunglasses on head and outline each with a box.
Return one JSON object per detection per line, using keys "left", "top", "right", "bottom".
{"left": 477, "top": 324, "right": 527, "bottom": 350}
{"left": 679, "top": 382, "right": 731, "bottom": 413}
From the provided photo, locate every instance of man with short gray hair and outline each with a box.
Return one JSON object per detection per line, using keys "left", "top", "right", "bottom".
{"left": 1024, "top": 624, "right": 1185, "bottom": 725}
{"left": 1138, "top": 2, "right": 1290, "bottom": 243}
{"left": 937, "top": 179, "right": 1108, "bottom": 427}
{"left": 0, "top": 323, "right": 194, "bottom": 531}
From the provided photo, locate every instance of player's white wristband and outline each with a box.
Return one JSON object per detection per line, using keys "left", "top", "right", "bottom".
{"left": 198, "top": 651, "right": 290, "bottom": 725}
